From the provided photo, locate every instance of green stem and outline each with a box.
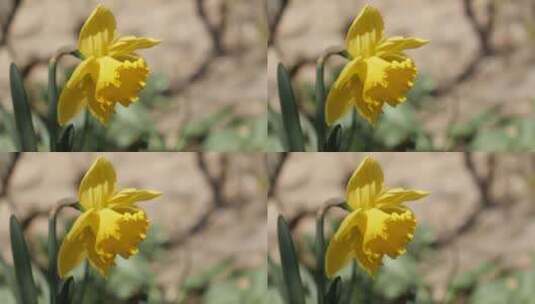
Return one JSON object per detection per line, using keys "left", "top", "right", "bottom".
{"left": 315, "top": 198, "right": 346, "bottom": 304}
{"left": 315, "top": 47, "right": 347, "bottom": 151}
{"left": 75, "top": 262, "right": 90, "bottom": 304}
{"left": 47, "top": 48, "right": 79, "bottom": 152}
{"left": 78, "top": 110, "right": 90, "bottom": 151}
{"left": 343, "top": 110, "right": 358, "bottom": 151}
{"left": 47, "top": 199, "right": 79, "bottom": 304}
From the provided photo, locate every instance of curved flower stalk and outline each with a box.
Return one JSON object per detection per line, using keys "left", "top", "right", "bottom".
{"left": 58, "top": 157, "right": 161, "bottom": 278}
{"left": 325, "top": 5, "right": 428, "bottom": 125}
{"left": 325, "top": 156, "right": 429, "bottom": 277}
{"left": 58, "top": 5, "right": 160, "bottom": 126}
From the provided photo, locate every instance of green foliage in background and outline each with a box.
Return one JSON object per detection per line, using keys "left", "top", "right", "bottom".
{"left": 0, "top": 218, "right": 265, "bottom": 304}
{"left": 269, "top": 215, "right": 535, "bottom": 304}
{"left": 269, "top": 61, "right": 535, "bottom": 152}
{"left": 1, "top": 64, "right": 263, "bottom": 152}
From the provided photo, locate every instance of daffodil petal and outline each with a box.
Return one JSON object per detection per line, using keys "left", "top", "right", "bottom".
{"left": 333, "top": 209, "right": 362, "bottom": 241}
{"left": 95, "top": 207, "right": 148, "bottom": 260}
{"left": 79, "top": 157, "right": 117, "bottom": 210}
{"left": 376, "top": 188, "right": 429, "bottom": 208}
{"left": 109, "top": 36, "right": 161, "bottom": 57}
{"left": 362, "top": 207, "right": 416, "bottom": 259}
{"left": 107, "top": 188, "right": 162, "bottom": 207}
{"left": 78, "top": 5, "right": 117, "bottom": 57}
{"left": 57, "top": 209, "right": 97, "bottom": 278}
{"left": 377, "top": 37, "right": 429, "bottom": 57}
{"left": 325, "top": 232, "right": 354, "bottom": 278}
{"left": 346, "top": 5, "right": 384, "bottom": 58}
{"left": 57, "top": 58, "right": 98, "bottom": 125}
{"left": 346, "top": 157, "right": 384, "bottom": 210}
{"left": 325, "top": 58, "right": 364, "bottom": 125}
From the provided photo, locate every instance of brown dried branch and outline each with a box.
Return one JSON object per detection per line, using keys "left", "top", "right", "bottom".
{"left": 463, "top": 0, "right": 496, "bottom": 56}
{"left": 0, "top": 152, "right": 20, "bottom": 198}
{"left": 0, "top": 0, "right": 22, "bottom": 47}
{"left": 434, "top": 152, "right": 497, "bottom": 247}
{"left": 267, "top": 0, "right": 290, "bottom": 46}
{"left": 267, "top": 152, "right": 289, "bottom": 199}
{"left": 463, "top": 152, "right": 496, "bottom": 207}
{"left": 196, "top": 152, "right": 228, "bottom": 207}
{"left": 196, "top": 0, "right": 228, "bottom": 56}
{"left": 432, "top": 0, "right": 497, "bottom": 96}
{"left": 163, "top": 0, "right": 230, "bottom": 96}
{"left": 162, "top": 153, "right": 230, "bottom": 249}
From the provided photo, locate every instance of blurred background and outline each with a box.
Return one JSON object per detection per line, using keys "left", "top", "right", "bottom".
{"left": 267, "top": 0, "right": 535, "bottom": 151}
{"left": 0, "top": 153, "right": 267, "bottom": 303}
{"left": 267, "top": 153, "right": 535, "bottom": 303}
{"left": 0, "top": 0, "right": 266, "bottom": 151}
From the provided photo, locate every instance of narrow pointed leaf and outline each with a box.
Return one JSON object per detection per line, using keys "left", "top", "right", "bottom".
{"left": 10, "top": 63, "right": 37, "bottom": 151}
{"left": 277, "top": 215, "right": 305, "bottom": 304}
{"left": 326, "top": 277, "right": 342, "bottom": 304}
{"left": 324, "top": 125, "right": 342, "bottom": 152}
{"left": 277, "top": 64, "right": 305, "bottom": 151}
{"left": 48, "top": 210, "right": 60, "bottom": 304}
{"left": 9, "top": 215, "right": 37, "bottom": 304}
{"left": 57, "top": 277, "right": 74, "bottom": 304}
{"left": 340, "top": 264, "right": 357, "bottom": 303}
{"left": 56, "top": 124, "right": 75, "bottom": 152}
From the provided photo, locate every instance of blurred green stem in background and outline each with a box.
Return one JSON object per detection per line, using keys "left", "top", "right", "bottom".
{"left": 315, "top": 47, "right": 348, "bottom": 151}
{"left": 9, "top": 63, "right": 37, "bottom": 151}
{"left": 48, "top": 48, "right": 83, "bottom": 151}
{"left": 48, "top": 199, "right": 79, "bottom": 304}
{"left": 315, "top": 199, "right": 347, "bottom": 304}
{"left": 79, "top": 110, "right": 91, "bottom": 151}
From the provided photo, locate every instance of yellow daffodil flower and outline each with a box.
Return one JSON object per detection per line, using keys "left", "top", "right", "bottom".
{"left": 58, "top": 157, "right": 161, "bottom": 278}
{"left": 58, "top": 5, "right": 160, "bottom": 125}
{"left": 325, "top": 5, "right": 428, "bottom": 125}
{"left": 325, "top": 156, "right": 428, "bottom": 277}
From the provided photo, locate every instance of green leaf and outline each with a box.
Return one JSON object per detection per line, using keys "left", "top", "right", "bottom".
{"left": 325, "top": 277, "right": 341, "bottom": 304}
{"left": 9, "top": 63, "right": 37, "bottom": 151}
{"left": 277, "top": 64, "right": 305, "bottom": 151}
{"left": 57, "top": 277, "right": 74, "bottom": 304}
{"left": 9, "top": 215, "right": 37, "bottom": 304}
{"left": 324, "top": 125, "right": 342, "bottom": 152}
{"left": 56, "top": 124, "right": 74, "bottom": 152}
{"left": 470, "top": 129, "right": 512, "bottom": 151}
{"left": 277, "top": 215, "right": 305, "bottom": 304}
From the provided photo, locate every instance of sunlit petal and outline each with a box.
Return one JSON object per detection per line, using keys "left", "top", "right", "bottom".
{"left": 346, "top": 157, "right": 384, "bottom": 210}
{"left": 376, "top": 188, "right": 429, "bottom": 208}
{"left": 109, "top": 36, "right": 160, "bottom": 57}
{"left": 107, "top": 188, "right": 162, "bottom": 208}
{"left": 57, "top": 209, "right": 98, "bottom": 278}
{"left": 79, "top": 157, "right": 117, "bottom": 210}
{"left": 78, "top": 5, "right": 117, "bottom": 57}
{"left": 346, "top": 5, "right": 384, "bottom": 58}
